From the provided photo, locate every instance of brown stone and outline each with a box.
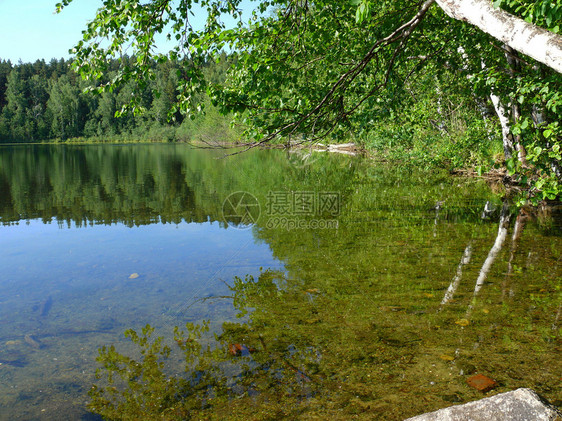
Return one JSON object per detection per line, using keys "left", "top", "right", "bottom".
{"left": 228, "top": 343, "right": 243, "bottom": 356}
{"left": 227, "top": 344, "right": 257, "bottom": 356}
{"left": 467, "top": 374, "right": 498, "bottom": 392}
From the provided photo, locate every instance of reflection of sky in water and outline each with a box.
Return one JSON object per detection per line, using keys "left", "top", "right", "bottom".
{"left": 0, "top": 218, "right": 283, "bottom": 420}
{"left": 0, "top": 219, "right": 282, "bottom": 335}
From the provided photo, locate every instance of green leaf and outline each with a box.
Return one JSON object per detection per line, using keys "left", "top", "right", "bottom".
{"left": 355, "top": 1, "right": 371, "bottom": 23}
{"left": 506, "top": 157, "right": 517, "bottom": 174}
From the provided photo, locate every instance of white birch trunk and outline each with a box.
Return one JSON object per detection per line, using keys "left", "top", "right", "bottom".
{"left": 490, "top": 92, "right": 515, "bottom": 159}
{"left": 472, "top": 207, "right": 510, "bottom": 296}
{"left": 502, "top": 211, "right": 525, "bottom": 299}
{"left": 465, "top": 203, "right": 511, "bottom": 318}
{"left": 440, "top": 242, "right": 473, "bottom": 306}
{"left": 435, "top": 0, "right": 562, "bottom": 74}
{"left": 435, "top": 77, "right": 447, "bottom": 132}
{"left": 511, "top": 102, "right": 528, "bottom": 165}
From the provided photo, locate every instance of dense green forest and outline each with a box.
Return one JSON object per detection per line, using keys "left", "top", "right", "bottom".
{"left": 0, "top": 56, "right": 520, "bottom": 175}
{"left": 0, "top": 56, "right": 239, "bottom": 143}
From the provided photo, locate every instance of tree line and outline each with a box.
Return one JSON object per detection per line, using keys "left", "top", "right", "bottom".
{"left": 0, "top": 55, "right": 237, "bottom": 143}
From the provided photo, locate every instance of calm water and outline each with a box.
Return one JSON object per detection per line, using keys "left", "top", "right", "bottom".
{"left": 0, "top": 144, "right": 560, "bottom": 420}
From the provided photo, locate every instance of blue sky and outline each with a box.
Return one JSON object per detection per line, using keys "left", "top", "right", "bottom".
{"left": 0, "top": 0, "right": 104, "bottom": 63}
{"left": 0, "top": 0, "right": 255, "bottom": 64}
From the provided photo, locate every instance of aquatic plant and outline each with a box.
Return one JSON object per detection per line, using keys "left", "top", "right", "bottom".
{"left": 88, "top": 322, "right": 230, "bottom": 420}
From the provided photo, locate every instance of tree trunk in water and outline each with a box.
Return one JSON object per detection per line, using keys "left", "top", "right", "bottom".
{"left": 440, "top": 242, "right": 473, "bottom": 306}
{"left": 466, "top": 202, "right": 511, "bottom": 318}
{"left": 435, "top": 0, "right": 562, "bottom": 74}
{"left": 503, "top": 209, "right": 526, "bottom": 299}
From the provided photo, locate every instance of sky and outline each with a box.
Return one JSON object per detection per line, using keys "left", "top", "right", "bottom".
{"left": 0, "top": 0, "right": 105, "bottom": 63}
{"left": 0, "top": 0, "right": 255, "bottom": 64}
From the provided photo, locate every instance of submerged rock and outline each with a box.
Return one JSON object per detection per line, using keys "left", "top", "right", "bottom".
{"left": 24, "top": 334, "right": 43, "bottom": 349}
{"left": 228, "top": 343, "right": 257, "bottom": 357}
{"left": 0, "top": 350, "right": 27, "bottom": 367}
{"left": 39, "top": 295, "right": 53, "bottom": 317}
{"left": 406, "top": 388, "right": 562, "bottom": 420}
{"left": 467, "top": 373, "right": 498, "bottom": 392}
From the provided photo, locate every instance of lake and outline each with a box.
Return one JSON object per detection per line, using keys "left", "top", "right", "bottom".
{"left": 0, "top": 144, "right": 560, "bottom": 420}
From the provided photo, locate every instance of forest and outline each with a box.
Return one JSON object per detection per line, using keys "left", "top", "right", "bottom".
{"left": 0, "top": 56, "right": 238, "bottom": 143}
{"left": 0, "top": 53, "right": 504, "bottom": 178}
{"left": 0, "top": 52, "right": 552, "bottom": 193}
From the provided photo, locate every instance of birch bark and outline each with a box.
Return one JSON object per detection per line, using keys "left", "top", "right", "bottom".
{"left": 490, "top": 92, "right": 515, "bottom": 159}
{"left": 435, "top": 0, "right": 562, "bottom": 73}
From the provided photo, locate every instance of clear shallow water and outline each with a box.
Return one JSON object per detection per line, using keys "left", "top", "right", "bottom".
{"left": 0, "top": 145, "right": 283, "bottom": 419}
{"left": 0, "top": 144, "right": 560, "bottom": 420}
{"left": 0, "top": 220, "right": 278, "bottom": 420}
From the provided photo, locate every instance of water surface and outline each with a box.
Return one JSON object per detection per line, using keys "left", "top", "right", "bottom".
{"left": 0, "top": 144, "right": 560, "bottom": 420}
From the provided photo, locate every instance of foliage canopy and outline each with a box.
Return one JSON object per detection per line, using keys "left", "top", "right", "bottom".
{"left": 56, "top": 0, "right": 562, "bottom": 199}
